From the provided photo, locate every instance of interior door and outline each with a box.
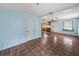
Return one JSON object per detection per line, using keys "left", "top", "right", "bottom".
{"left": 26, "top": 18, "right": 33, "bottom": 41}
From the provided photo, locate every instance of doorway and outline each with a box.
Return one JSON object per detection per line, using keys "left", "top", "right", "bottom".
{"left": 41, "top": 20, "right": 51, "bottom": 34}
{"left": 26, "top": 18, "right": 33, "bottom": 41}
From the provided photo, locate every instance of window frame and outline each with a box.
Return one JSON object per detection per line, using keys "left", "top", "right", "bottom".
{"left": 63, "top": 21, "right": 74, "bottom": 31}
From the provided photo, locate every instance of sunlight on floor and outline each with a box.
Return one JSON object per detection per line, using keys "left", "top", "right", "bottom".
{"left": 40, "top": 33, "right": 48, "bottom": 47}
{"left": 53, "top": 36, "right": 57, "bottom": 43}
{"left": 63, "top": 37, "right": 73, "bottom": 47}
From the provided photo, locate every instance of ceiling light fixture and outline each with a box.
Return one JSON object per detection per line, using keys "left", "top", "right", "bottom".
{"left": 36, "top": 3, "right": 39, "bottom": 5}
{"left": 63, "top": 9, "right": 72, "bottom": 13}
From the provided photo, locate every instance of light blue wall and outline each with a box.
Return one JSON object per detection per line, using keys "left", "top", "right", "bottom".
{"left": 52, "top": 18, "right": 79, "bottom": 36}
{"left": 0, "top": 9, "right": 41, "bottom": 50}
{"left": 78, "top": 24, "right": 79, "bottom": 35}
{"left": 33, "top": 16, "right": 41, "bottom": 39}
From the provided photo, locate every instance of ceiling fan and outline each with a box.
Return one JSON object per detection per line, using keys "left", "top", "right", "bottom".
{"left": 48, "top": 12, "right": 58, "bottom": 22}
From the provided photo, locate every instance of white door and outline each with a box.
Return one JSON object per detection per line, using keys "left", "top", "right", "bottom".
{"left": 26, "top": 18, "right": 33, "bottom": 41}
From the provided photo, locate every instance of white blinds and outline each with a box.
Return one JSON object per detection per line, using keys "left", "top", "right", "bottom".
{"left": 64, "top": 21, "right": 73, "bottom": 31}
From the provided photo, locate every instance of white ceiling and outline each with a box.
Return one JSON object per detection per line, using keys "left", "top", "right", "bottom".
{"left": 41, "top": 6, "right": 79, "bottom": 20}
{"left": 0, "top": 3, "right": 78, "bottom": 16}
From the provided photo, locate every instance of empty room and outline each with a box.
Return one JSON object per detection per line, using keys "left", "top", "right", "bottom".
{"left": 0, "top": 3, "right": 79, "bottom": 56}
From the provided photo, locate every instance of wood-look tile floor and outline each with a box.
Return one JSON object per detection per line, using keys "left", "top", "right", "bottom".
{"left": 0, "top": 32, "right": 79, "bottom": 56}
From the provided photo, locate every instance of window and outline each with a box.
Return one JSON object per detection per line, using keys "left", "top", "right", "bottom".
{"left": 63, "top": 21, "right": 73, "bottom": 31}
